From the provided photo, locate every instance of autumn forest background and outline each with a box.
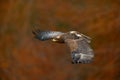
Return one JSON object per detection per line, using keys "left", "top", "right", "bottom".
{"left": 0, "top": 0, "right": 120, "bottom": 80}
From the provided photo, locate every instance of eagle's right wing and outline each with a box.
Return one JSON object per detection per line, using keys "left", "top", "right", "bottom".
{"left": 32, "top": 27, "right": 64, "bottom": 41}
{"left": 65, "top": 37, "right": 94, "bottom": 64}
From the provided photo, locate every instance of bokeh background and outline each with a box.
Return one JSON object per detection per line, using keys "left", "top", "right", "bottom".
{"left": 0, "top": 0, "right": 120, "bottom": 80}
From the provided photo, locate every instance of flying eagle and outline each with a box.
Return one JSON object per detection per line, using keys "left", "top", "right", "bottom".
{"left": 32, "top": 27, "right": 94, "bottom": 64}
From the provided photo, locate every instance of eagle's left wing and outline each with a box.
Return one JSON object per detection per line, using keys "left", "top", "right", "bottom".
{"left": 65, "top": 37, "right": 94, "bottom": 64}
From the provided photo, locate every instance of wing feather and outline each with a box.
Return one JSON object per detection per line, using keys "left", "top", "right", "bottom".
{"left": 32, "top": 27, "right": 63, "bottom": 41}
{"left": 65, "top": 38, "right": 94, "bottom": 64}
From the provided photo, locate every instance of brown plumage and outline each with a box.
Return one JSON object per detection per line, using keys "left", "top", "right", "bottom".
{"left": 32, "top": 27, "right": 94, "bottom": 64}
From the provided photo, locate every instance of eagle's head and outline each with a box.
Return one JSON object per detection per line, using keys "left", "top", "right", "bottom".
{"left": 69, "top": 31, "right": 82, "bottom": 39}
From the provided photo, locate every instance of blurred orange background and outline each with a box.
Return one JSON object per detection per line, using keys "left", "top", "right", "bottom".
{"left": 0, "top": 0, "right": 120, "bottom": 80}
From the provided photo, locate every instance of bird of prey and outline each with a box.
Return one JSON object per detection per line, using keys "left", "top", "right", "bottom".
{"left": 32, "top": 27, "right": 94, "bottom": 64}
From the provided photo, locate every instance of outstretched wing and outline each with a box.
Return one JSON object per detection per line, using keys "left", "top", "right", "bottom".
{"left": 32, "top": 27, "right": 64, "bottom": 41}
{"left": 65, "top": 37, "right": 94, "bottom": 64}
